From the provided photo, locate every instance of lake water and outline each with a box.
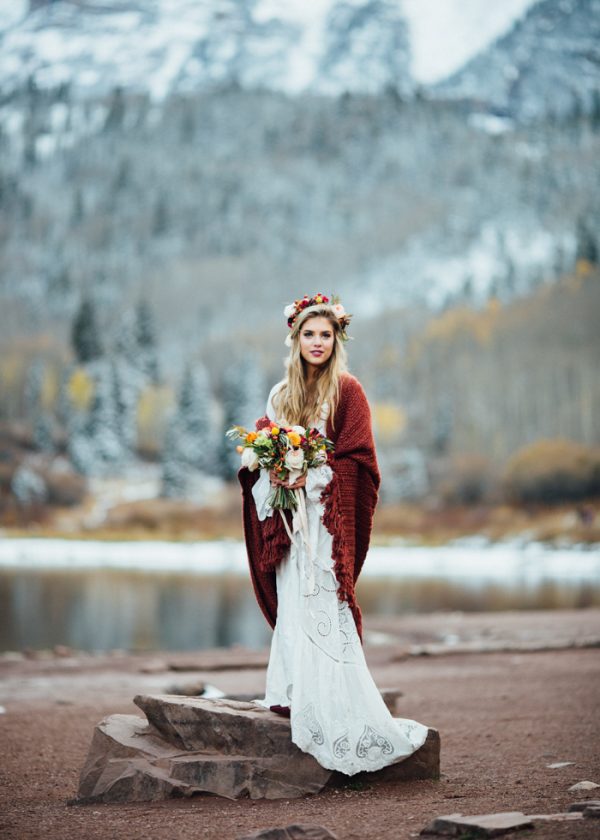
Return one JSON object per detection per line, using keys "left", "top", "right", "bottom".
{"left": 0, "top": 537, "right": 598, "bottom": 653}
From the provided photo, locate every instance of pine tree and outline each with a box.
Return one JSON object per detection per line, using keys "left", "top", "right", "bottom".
{"left": 89, "top": 363, "right": 126, "bottom": 463}
{"left": 113, "top": 307, "right": 158, "bottom": 455}
{"left": 110, "top": 357, "right": 134, "bottom": 453}
{"left": 135, "top": 299, "right": 159, "bottom": 383}
{"left": 11, "top": 465, "right": 47, "bottom": 506}
{"left": 24, "top": 358, "right": 44, "bottom": 416}
{"left": 104, "top": 86, "right": 125, "bottom": 131}
{"left": 576, "top": 217, "right": 598, "bottom": 265}
{"left": 33, "top": 411, "right": 54, "bottom": 453}
{"left": 178, "top": 362, "right": 216, "bottom": 472}
{"left": 158, "top": 362, "right": 216, "bottom": 484}
{"left": 68, "top": 362, "right": 125, "bottom": 474}
{"left": 218, "top": 354, "right": 267, "bottom": 480}
{"left": 71, "top": 298, "right": 103, "bottom": 363}
{"left": 160, "top": 414, "right": 189, "bottom": 498}
{"left": 590, "top": 90, "right": 600, "bottom": 132}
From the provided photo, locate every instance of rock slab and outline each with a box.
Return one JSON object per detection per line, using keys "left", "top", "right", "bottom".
{"left": 237, "top": 826, "right": 338, "bottom": 840}
{"left": 421, "top": 811, "right": 534, "bottom": 837}
{"left": 568, "top": 800, "right": 600, "bottom": 811}
{"left": 73, "top": 694, "right": 439, "bottom": 803}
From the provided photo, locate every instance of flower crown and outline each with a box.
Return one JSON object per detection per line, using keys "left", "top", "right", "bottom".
{"left": 283, "top": 293, "right": 353, "bottom": 348}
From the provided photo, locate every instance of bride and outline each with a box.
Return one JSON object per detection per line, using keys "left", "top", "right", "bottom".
{"left": 238, "top": 293, "right": 429, "bottom": 776}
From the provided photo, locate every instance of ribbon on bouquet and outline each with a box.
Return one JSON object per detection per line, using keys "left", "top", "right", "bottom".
{"left": 276, "top": 470, "right": 317, "bottom": 604}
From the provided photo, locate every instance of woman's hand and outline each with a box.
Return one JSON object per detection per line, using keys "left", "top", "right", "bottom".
{"left": 269, "top": 469, "right": 306, "bottom": 490}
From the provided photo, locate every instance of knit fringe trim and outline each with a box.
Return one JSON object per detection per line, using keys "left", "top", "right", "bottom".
{"left": 257, "top": 507, "right": 292, "bottom": 573}
{"left": 319, "top": 467, "right": 356, "bottom": 612}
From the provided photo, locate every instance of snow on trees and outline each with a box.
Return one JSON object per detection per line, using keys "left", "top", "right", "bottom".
{"left": 218, "top": 354, "right": 267, "bottom": 481}
{"left": 71, "top": 298, "right": 103, "bottom": 364}
{"left": 160, "top": 361, "right": 218, "bottom": 497}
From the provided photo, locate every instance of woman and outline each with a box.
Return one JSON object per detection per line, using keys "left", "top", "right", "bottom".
{"left": 238, "top": 294, "right": 429, "bottom": 775}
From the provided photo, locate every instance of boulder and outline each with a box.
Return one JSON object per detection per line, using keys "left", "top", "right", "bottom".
{"left": 163, "top": 680, "right": 206, "bottom": 697}
{"left": 72, "top": 694, "right": 439, "bottom": 804}
{"left": 568, "top": 780, "right": 600, "bottom": 791}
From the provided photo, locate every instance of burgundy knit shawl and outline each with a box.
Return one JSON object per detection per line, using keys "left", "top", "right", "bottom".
{"left": 237, "top": 371, "right": 381, "bottom": 644}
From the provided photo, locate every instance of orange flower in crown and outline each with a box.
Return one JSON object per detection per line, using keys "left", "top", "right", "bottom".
{"left": 283, "top": 293, "right": 353, "bottom": 347}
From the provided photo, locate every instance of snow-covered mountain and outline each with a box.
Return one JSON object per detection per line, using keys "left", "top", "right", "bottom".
{"left": 0, "top": 0, "right": 413, "bottom": 99}
{"left": 0, "top": 0, "right": 597, "bottom": 335}
{"left": 401, "top": 0, "right": 535, "bottom": 85}
{"left": 435, "top": 0, "right": 600, "bottom": 121}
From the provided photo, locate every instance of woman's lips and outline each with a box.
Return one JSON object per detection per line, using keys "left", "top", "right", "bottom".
{"left": 311, "top": 351, "right": 323, "bottom": 356}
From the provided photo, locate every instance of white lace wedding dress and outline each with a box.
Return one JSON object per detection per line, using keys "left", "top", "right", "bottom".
{"left": 251, "top": 383, "right": 430, "bottom": 775}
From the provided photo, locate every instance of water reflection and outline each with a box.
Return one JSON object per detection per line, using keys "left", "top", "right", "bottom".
{"left": 0, "top": 570, "right": 272, "bottom": 653}
{"left": 1, "top": 567, "right": 598, "bottom": 653}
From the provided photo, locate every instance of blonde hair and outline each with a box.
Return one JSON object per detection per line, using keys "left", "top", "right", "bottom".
{"left": 273, "top": 305, "right": 349, "bottom": 431}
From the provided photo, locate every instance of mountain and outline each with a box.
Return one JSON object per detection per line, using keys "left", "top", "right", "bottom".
{"left": 0, "top": 0, "right": 597, "bottom": 349}
{"left": 434, "top": 0, "right": 600, "bottom": 121}
{"left": 0, "top": 0, "right": 413, "bottom": 99}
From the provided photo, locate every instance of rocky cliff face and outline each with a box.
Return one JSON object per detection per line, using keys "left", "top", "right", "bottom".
{"left": 0, "top": 0, "right": 413, "bottom": 99}
{"left": 435, "top": 0, "right": 600, "bottom": 121}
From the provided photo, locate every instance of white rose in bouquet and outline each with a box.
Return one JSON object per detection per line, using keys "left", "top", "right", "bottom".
{"left": 291, "top": 425, "right": 306, "bottom": 435}
{"left": 313, "top": 449, "right": 328, "bottom": 465}
{"left": 284, "top": 304, "right": 296, "bottom": 317}
{"left": 241, "top": 447, "right": 259, "bottom": 471}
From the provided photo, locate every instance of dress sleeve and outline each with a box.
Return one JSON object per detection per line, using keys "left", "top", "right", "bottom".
{"left": 251, "top": 468, "right": 275, "bottom": 520}
{"left": 251, "top": 383, "right": 282, "bottom": 520}
{"left": 305, "top": 463, "right": 333, "bottom": 504}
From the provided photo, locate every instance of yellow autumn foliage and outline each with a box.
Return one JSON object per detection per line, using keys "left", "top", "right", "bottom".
{"left": 68, "top": 367, "right": 94, "bottom": 411}
{"left": 0, "top": 354, "right": 25, "bottom": 388}
{"left": 137, "top": 385, "right": 175, "bottom": 453}
{"left": 41, "top": 365, "right": 59, "bottom": 409}
{"left": 372, "top": 402, "right": 407, "bottom": 443}
{"left": 575, "top": 258, "right": 595, "bottom": 277}
{"left": 423, "top": 302, "right": 501, "bottom": 347}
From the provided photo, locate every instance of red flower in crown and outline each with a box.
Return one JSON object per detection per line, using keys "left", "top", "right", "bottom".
{"left": 285, "top": 293, "right": 329, "bottom": 327}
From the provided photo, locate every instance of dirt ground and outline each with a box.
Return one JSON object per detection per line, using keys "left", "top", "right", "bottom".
{"left": 1, "top": 608, "right": 599, "bottom": 840}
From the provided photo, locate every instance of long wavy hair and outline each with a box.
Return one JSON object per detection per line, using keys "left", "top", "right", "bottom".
{"left": 273, "top": 305, "right": 349, "bottom": 431}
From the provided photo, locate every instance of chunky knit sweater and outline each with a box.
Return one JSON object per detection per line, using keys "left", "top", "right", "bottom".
{"left": 238, "top": 371, "right": 381, "bottom": 644}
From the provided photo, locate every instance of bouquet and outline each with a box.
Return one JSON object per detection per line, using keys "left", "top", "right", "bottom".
{"left": 226, "top": 420, "right": 335, "bottom": 511}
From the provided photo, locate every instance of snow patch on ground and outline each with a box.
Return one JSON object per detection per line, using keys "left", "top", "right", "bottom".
{"left": 0, "top": 537, "right": 597, "bottom": 586}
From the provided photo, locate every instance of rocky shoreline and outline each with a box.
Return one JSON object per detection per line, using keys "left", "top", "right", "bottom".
{"left": 1, "top": 608, "right": 599, "bottom": 839}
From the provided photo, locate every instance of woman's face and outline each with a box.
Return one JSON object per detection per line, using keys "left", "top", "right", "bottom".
{"left": 298, "top": 316, "right": 335, "bottom": 372}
